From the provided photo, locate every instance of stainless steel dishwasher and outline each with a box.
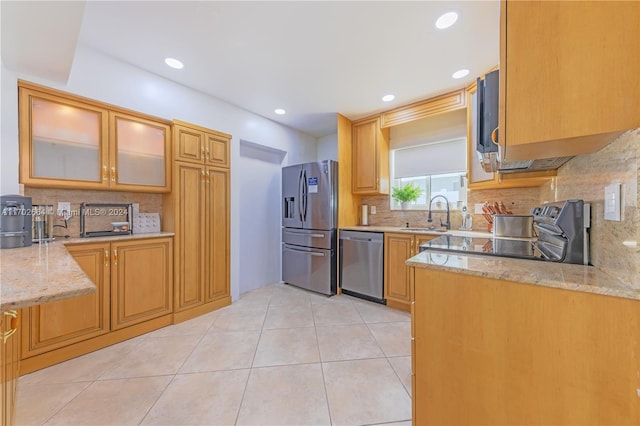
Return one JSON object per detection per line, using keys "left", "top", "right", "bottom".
{"left": 339, "top": 230, "right": 384, "bottom": 304}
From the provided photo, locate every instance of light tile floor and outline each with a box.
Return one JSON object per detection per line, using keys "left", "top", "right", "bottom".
{"left": 16, "top": 283, "right": 412, "bottom": 426}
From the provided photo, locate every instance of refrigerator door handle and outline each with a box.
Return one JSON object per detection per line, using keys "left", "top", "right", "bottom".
{"left": 283, "top": 246, "right": 326, "bottom": 257}
{"left": 283, "top": 230, "right": 325, "bottom": 238}
{"left": 297, "top": 169, "right": 304, "bottom": 222}
{"left": 302, "top": 169, "right": 308, "bottom": 222}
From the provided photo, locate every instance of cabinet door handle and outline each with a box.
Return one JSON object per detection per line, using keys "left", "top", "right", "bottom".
{"left": 102, "top": 165, "right": 108, "bottom": 181}
{"left": 201, "top": 169, "right": 206, "bottom": 183}
{"left": 113, "top": 249, "right": 118, "bottom": 266}
{"left": 111, "top": 167, "right": 117, "bottom": 182}
{"left": 3, "top": 310, "right": 18, "bottom": 344}
{"left": 205, "top": 147, "right": 210, "bottom": 161}
{"left": 104, "top": 249, "right": 109, "bottom": 267}
{"left": 206, "top": 170, "right": 210, "bottom": 183}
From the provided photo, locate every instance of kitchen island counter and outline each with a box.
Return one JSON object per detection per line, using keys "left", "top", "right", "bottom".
{"left": 407, "top": 250, "right": 639, "bottom": 301}
{"left": 0, "top": 232, "right": 174, "bottom": 312}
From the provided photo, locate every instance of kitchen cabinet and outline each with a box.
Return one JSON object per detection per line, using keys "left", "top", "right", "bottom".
{"left": 164, "top": 121, "right": 231, "bottom": 323}
{"left": 174, "top": 120, "right": 230, "bottom": 168}
{"left": 466, "top": 78, "right": 556, "bottom": 190}
{"left": 1, "top": 310, "right": 20, "bottom": 426}
{"left": 18, "top": 81, "right": 171, "bottom": 192}
{"left": 110, "top": 238, "right": 173, "bottom": 330}
{"left": 352, "top": 116, "right": 389, "bottom": 195}
{"left": 384, "top": 232, "right": 436, "bottom": 311}
{"left": 20, "top": 237, "right": 173, "bottom": 374}
{"left": 499, "top": 0, "right": 640, "bottom": 162}
{"left": 411, "top": 268, "right": 640, "bottom": 424}
{"left": 21, "top": 243, "right": 110, "bottom": 358}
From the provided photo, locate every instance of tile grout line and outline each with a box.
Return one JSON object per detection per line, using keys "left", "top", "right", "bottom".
{"left": 233, "top": 291, "right": 272, "bottom": 425}
{"left": 312, "top": 296, "right": 334, "bottom": 425}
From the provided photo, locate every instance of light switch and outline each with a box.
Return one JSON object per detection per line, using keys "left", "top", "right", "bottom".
{"left": 370, "top": 206, "right": 377, "bottom": 215}
{"left": 604, "top": 183, "right": 621, "bottom": 221}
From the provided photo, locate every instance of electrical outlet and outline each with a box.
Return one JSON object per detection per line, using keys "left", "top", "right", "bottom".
{"left": 474, "top": 203, "right": 484, "bottom": 214}
{"left": 57, "top": 202, "right": 71, "bottom": 219}
{"left": 370, "top": 206, "right": 377, "bottom": 215}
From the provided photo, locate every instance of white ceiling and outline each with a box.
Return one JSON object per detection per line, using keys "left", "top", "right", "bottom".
{"left": 2, "top": 1, "right": 500, "bottom": 137}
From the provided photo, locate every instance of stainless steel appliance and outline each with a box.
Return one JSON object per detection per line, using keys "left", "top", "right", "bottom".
{"left": 32, "top": 204, "right": 54, "bottom": 243}
{"left": 80, "top": 203, "right": 133, "bottom": 238}
{"left": 0, "top": 195, "right": 32, "bottom": 249}
{"left": 421, "top": 200, "right": 590, "bottom": 265}
{"left": 282, "top": 160, "right": 337, "bottom": 295}
{"left": 475, "top": 69, "right": 572, "bottom": 173}
{"left": 493, "top": 214, "right": 533, "bottom": 238}
{"left": 339, "top": 230, "right": 384, "bottom": 303}
{"left": 532, "top": 199, "right": 590, "bottom": 265}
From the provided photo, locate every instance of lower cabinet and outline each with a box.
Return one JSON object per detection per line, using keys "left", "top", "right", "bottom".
{"left": 384, "top": 232, "right": 435, "bottom": 311}
{"left": 20, "top": 237, "right": 173, "bottom": 374}
{"left": 412, "top": 268, "right": 640, "bottom": 425}
{"left": 1, "top": 310, "right": 20, "bottom": 426}
{"left": 110, "top": 239, "right": 173, "bottom": 330}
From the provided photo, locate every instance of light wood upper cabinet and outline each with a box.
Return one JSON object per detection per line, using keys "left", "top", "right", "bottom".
{"left": 499, "top": 0, "right": 640, "bottom": 162}
{"left": 174, "top": 120, "right": 231, "bottom": 168}
{"left": 110, "top": 238, "right": 173, "bottom": 331}
{"left": 18, "top": 81, "right": 172, "bottom": 192}
{"left": 466, "top": 79, "right": 556, "bottom": 190}
{"left": 21, "top": 243, "right": 110, "bottom": 359}
{"left": 352, "top": 116, "right": 389, "bottom": 195}
{"left": 109, "top": 112, "right": 171, "bottom": 192}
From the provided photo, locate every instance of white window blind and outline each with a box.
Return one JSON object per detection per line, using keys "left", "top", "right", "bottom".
{"left": 393, "top": 138, "right": 467, "bottom": 178}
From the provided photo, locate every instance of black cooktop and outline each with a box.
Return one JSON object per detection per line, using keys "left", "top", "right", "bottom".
{"left": 420, "top": 235, "right": 542, "bottom": 261}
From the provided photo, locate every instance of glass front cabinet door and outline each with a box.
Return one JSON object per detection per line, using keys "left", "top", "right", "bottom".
{"left": 19, "top": 83, "right": 171, "bottom": 192}
{"left": 19, "top": 87, "right": 110, "bottom": 189}
{"left": 109, "top": 112, "right": 171, "bottom": 192}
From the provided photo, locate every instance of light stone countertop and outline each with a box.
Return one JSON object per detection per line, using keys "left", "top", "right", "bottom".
{"left": 0, "top": 232, "right": 174, "bottom": 312}
{"left": 406, "top": 250, "right": 640, "bottom": 301}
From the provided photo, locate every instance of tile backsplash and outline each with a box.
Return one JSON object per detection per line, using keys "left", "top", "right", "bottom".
{"left": 24, "top": 187, "right": 163, "bottom": 238}
{"left": 554, "top": 128, "right": 639, "bottom": 289}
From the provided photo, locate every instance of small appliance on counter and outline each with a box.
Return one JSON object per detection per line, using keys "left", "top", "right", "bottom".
{"left": 493, "top": 214, "right": 533, "bottom": 238}
{"left": 0, "top": 194, "right": 32, "bottom": 249}
{"left": 80, "top": 203, "right": 133, "bottom": 238}
{"left": 32, "top": 204, "right": 54, "bottom": 243}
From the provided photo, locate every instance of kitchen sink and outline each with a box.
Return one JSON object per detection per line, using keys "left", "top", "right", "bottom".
{"left": 398, "top": 227, "right": 449, "bottom": 233}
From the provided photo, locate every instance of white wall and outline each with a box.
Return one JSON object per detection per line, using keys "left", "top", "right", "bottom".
{"left": 0, "top": 45, "right": 319, "bottom": 301}
{"left": 317, "top": 133, "right": 338, "bottom": 161}
{"left": 0, "top": 63, "right": 19, "bottom": 194}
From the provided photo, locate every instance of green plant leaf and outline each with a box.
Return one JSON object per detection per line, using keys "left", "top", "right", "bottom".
{"left": 391, "top": 183, "right": 423, "bottom": 202}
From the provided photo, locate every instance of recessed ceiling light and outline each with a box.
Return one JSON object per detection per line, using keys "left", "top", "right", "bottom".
{"left": 435, "top": 12, "right": 458, "bottom": 29}
{"left": 452, "top": 69, "right": 470, "bottom": 79}
{"left": 164, "top": 57, "right": 184, "bottom": 69}
{"left": 382, "top": 94, "right": 395, "bottom": 102}
{"left": 274, "top": 108, "right": 286, "bottom": 115}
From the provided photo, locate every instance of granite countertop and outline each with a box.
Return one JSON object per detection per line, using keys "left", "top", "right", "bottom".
{"left": 0, "top": 232, "right": 174, "bottom": 312}
{"left": 406, "top": 250, "right": 640, "bottom": 301}
{"left": 341, "top": 225, "right": 493, "bottom": 238}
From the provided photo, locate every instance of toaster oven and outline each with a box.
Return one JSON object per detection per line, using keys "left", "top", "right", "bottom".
{"left": 80, "top": 203, "right": 133, "bottom": 238}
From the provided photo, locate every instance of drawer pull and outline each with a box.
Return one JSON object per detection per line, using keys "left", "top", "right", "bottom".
{"left": 104, "top": 249, "right": 109, "bottom": 267}
{"left": 2, "top": 310, "right": 18, "bottom": 344}
{"left": 113, "top": 249, "right": 118, "bottom": 266}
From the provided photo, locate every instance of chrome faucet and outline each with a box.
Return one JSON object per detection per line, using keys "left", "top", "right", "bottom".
{"left": 427, "top": 195, "right": 451, "bottom": 230}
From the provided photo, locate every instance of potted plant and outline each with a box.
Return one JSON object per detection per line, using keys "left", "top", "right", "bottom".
{"left": 392, "top": 183, "right": 423, "bottom": 209}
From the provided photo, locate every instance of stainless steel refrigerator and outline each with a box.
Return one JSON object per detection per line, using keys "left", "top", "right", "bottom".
{"left": 282, "top": 160, "right": 337, "bottom": 295}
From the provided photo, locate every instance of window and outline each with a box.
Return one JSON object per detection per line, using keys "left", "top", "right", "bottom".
{"left": 390, "top": 138, "right": 467, "bottom": 211}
